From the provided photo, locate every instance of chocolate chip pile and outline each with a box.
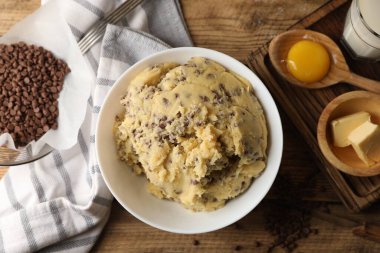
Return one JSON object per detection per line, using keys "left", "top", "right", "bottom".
{"left": 0, "top": 42, "right": 70, "bottom": 147}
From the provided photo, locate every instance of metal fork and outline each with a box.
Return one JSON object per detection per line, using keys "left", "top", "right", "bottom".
{"left": 78, "top": 0, "right": 143, "bottom": 54}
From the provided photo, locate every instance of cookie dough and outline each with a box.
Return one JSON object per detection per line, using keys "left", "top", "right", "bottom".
{"left": 114, "top": 57, "right": 267, "bottom": 211}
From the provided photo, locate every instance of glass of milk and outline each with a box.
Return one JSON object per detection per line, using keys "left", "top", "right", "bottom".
{"left": 342, "top": 0, "right": 380, "bottom": 61}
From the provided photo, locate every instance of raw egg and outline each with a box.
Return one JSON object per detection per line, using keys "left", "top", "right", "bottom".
{"left": 286, "top": 40, "right": 330, "bottom": 83}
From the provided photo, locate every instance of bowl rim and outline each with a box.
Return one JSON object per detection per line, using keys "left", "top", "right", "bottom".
{"left": 317, "top": 90, "right": 380, "bottom": 177}
{"left": 96, "top": 47, "right": 283, "bottom": 233}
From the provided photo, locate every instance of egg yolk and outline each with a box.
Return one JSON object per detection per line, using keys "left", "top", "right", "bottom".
{"left": 286, "top": 40, "right": 330, "bottom": 83}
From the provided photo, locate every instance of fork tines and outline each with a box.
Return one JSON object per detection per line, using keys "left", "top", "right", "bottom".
{"left": 78, "top": 0, "right": 143, "bottom": 54}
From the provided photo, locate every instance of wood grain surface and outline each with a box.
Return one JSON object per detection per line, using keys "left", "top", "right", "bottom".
{"left": 2, "top": 0, "right": 380, "bottom": 252}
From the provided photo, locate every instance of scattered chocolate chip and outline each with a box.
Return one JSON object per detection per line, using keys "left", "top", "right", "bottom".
{"left": 234, "top": 245, "right": 242, "bottom": 251}
{"left": 193, "top": 239, "right": 200, "bottom": 246}
{"left": 302, "top": 227, "right": 310, "bottom": 235}
{"left": 231, "top": 220, "right": 242, "bottom": 228}
{"left": 255, "top": 241, "right": 262, "bottom": 247}
{"left": 264, "top": 175, "right": 318, "bottom": 253}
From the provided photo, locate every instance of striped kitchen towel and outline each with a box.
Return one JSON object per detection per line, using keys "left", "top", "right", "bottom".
{"left": 0, "top": 0, "right": 192, "bottom": 252}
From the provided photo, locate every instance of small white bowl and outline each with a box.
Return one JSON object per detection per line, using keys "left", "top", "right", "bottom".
{"left": 96, "top": 47, "right": 283, "bottom": 234}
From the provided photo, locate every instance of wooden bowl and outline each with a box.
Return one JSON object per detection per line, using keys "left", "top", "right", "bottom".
{"left": 318, "top": 91, "right": 380, "bottom": 177}
{"left": 268, "top": 29, "right": 380, "bottom": 93}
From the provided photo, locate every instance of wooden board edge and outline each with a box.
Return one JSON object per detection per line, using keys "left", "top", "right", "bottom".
{"left": 292, "top": 0, "right": 348, "bottom": 29}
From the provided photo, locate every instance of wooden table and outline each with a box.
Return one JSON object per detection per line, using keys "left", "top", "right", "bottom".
{"left": 1, "top": 0, "right": 380, "bottom": 252}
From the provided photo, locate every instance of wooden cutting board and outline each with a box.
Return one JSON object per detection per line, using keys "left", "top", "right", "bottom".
{"left": 247, "top": 0, "right": 380, "bottom": 212}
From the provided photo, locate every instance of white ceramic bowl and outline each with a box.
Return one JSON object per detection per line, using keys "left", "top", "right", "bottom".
{"left": 96, "top": 47, "right": 283, "bottom": 234}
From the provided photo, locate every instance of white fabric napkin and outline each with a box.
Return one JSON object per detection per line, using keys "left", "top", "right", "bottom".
{"left": 0, "top": 0, "right": 192, "bottom": 252}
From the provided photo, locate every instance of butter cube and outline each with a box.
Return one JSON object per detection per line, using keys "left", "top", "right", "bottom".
{"left": 331, "top": 111, "right": 371, "bottom": 147}
{"left": 348, "top": 121, "right": 380, "bottom": 166}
